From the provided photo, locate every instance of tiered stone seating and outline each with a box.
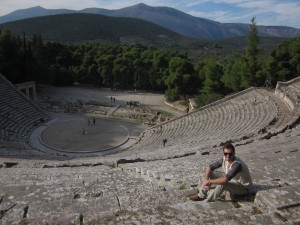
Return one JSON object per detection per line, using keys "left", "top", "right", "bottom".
{"left": 0, "top": 78, "right": 299, "bottom": 224}
{"left": 0, "top": 165, "right": 185, "bottom": 224}
{"left": 114, "top": 124, "right": 300, "bottom": 224}
{"left": 0, "top": 74, "right": 48, "bottom": 148}
{"left": 121, "top": 88, "right": 289, "bottom": 159}
{"left": 1, "top": 124, "right": 299, "bottom": 224}
{"left": 275, "top": 76, "right": 300, "bottom": 111}
{"left": 119, "top": 124, "right": 300, "bottom": 190}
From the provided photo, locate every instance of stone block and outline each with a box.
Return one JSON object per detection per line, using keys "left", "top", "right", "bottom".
{"left": 254, "top": 183, "right": 300, "bottom": 222}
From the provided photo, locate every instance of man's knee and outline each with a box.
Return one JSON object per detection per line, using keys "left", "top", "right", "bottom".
{"left": 224, "top": 183, "right": 249, "bottom": 196}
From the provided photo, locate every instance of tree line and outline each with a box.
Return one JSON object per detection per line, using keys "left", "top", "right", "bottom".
{"left": 0, "top": 18, "right": 299, "bottom": 106}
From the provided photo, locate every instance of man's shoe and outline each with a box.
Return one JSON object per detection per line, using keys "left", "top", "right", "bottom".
{"left": 188, "top": 194, "right": 205, "bottom": 201}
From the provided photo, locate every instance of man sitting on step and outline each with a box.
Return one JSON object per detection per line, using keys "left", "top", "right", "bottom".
{"left": 188, "top": 143, "right": 252, "bottom": 202}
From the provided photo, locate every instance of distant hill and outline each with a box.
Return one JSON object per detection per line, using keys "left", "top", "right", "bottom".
{"left": 0, "top": 13, "right": 204, "bottom": 48}
{"left": 1, "top": 4, "right": 299, "bottom": 41}
{"left": 0, "top": 6, "right": 73, "bottom": 23}
{"left": 0, "top": 13, "right": 287, "bottom": 59}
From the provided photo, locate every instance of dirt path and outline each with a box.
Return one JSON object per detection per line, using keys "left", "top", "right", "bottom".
{"left": 38, "top": 86, "right": 185, "bottom": 117}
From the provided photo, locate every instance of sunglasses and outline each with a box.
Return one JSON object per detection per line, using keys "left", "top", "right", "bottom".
{"left": 224, "top": 152, "right": 233, "bottom": 156}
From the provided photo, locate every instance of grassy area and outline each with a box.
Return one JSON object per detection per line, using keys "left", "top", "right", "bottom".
{"left": 179, "top": 100, "right": 189, "bottom": 107}
{"left": 158, "top": 110, "right": 174, "bottom": 118}
{"left": 178, "top": 183, "right": 189, "bottom": 190}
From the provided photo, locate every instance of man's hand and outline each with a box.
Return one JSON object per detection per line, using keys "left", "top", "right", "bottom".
{"left": 203, "top": 167, "right": 213, "bottom": 190}
{"left": 206, "top": 177, "right": 228, "bottom": 186}
{"left": 203, "top": 179, "right": 211, "bottom": 190}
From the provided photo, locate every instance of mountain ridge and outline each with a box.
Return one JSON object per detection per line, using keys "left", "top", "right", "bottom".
{"left": 1, "top": 3, "right": 300, "bottom": 40}
{"left": 0, "top": 13, "right": 202, "bottom": 48}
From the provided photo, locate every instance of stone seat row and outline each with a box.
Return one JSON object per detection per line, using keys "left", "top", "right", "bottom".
{"left": 119, "top": 124, "right": 300, "bottom": 194}
{"left": 1, "top": 164, "right": 296, "bottom": 225}
{"left": 115, "top": 125, "right": 300, "bottom": 224}
{"left": 1, "top": 128, "right": 298, "bottom": 224}
{"left": 0, "top": 165, "right": 186, "bottom": 224}
{"left": 0, "top": 111, "right": 46, "bottom": 142}
{"left": 0, "top": 140, "right": 31, "bottom": 151}
{"left": 127, "top": 89, "right": 283, "bottom": 158}
{"left": 282, "top": 79, "right": 300, "bottom": 96}
{"left": 0, "top": 75, "right": 48, "bottom": 146}
{"left": 0, "top": 95, "right": 45, "bottom": 120}
{"left": 115, "top": 90, "right": 298, "bottom": 185}
{"left": 275, "top": 76, "right": 300, "bottom": 111}
{"left": 163, "top": 90, "right": 272, "bottom": 139}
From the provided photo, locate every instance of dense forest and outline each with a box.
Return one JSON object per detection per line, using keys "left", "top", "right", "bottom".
{"left": 0, "top": 18, "right": 299, "bottom": 106}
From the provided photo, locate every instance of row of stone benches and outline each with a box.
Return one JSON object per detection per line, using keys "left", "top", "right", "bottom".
{"left": 124, "top": 89, "right": 288, "bottom": 158}
{"left": 119, "top": 124, "right": 300, "bottom": 190}
{"left": 0, "top": 75, "right": 48, "bottom": 146}
{"left": 1, "top": 125, "right": 298, "bottom": 224}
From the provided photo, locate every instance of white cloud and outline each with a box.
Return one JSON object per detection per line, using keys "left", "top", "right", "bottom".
{"left": 185, "top": 0, "right": 210, "bottom": 7}
{"left": 234, "top": 0, "right": 300, "bottom": 27}
{"left": 189, "top": 10, "right": 230, "bottom": 20}
{"left": 189, "top": 9, "right": 257, "bottom": 24}
{"left": 188, "top": 0, "right": 300, "bottom": 27}
{"left": 272, "top": 2, "right": 300, "bottom": 27}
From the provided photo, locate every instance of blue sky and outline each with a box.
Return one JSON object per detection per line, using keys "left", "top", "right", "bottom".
{"left": 1, "top": 0, "right": 300, "bottom": 28}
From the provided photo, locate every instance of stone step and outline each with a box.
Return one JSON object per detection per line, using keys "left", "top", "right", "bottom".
{"left": 254, "top": 183, "right": 300, "bottom": 222}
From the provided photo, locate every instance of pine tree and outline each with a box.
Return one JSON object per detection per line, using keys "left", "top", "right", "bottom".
{"left": 245, "top": 17, "right": 260, "bottom": 87}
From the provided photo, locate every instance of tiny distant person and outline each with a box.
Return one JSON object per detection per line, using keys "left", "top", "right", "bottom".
{"left": 188, "top": 143, "right": 252, "bottom": 202}
{"left": 163, "top": 139, "right": 167, "bottom": 147}
{"left": 157, "top": 125, "right": 162, "bottom": 133}
{"left": 93, "top": 118, "right": 96, "bottom": 125}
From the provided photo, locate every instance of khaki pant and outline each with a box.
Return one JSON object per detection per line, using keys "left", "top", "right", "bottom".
{"left": 197, "top": 171, "right": 249, "bottom": 202}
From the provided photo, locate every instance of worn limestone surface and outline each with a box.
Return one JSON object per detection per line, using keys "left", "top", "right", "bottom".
{"left": 0, "top": 166, "right": 186, "bottom": 224}
{"left": 1, "top": 76, "right": 300, "bottom": 224}
{"left": 1, "top": 125, "right": 299, "bottom": 224}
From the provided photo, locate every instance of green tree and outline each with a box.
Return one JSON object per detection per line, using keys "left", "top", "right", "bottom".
{"left": 222, "top": 54, "right": 247, "bottom": 92}
{"left": 194, "top": 58, "right": 224, "bottom": 107}
{"left": 113, "top": 56, "right": 132, "bottom": 90}
{"left": 151, "top": 51, "right": 169, "bottom": 90}
{"left": 194, "top": 60, "right": 206, "bottom": 90}
{"left": 202, "top": 59, "right": 224, "bottom": 95}
{"left": 133, "top": 58, "right": 152, "bottom": 90}
{"left": 88, "top": 63, "right": 101, "bottom": 86}
{"left": 164, "top": 57, "right": 195, "bottom": 101}
{"left": 0, "top": 30, "right": 23, "bottom": 82}
{"left": 97, "top": 54, "right": 115, "bottom": 89}
{"left": 245, "top": 17, "right": 261, "bottom": 87}
{"left": 265, "top": 36, "right": 300, "bottom": 84}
